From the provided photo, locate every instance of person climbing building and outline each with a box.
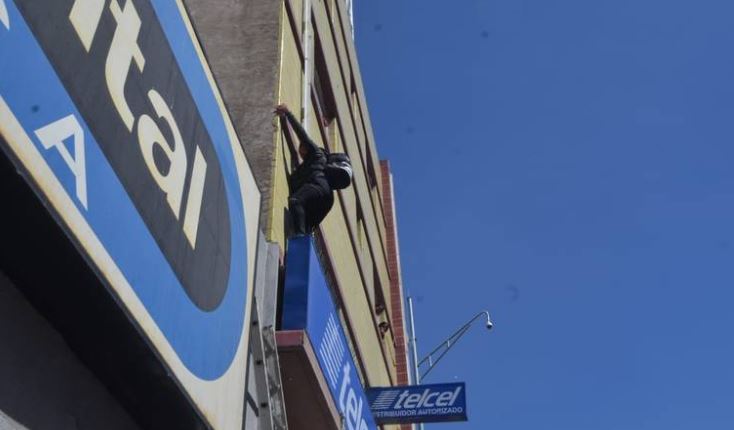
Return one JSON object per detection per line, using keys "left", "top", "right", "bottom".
{"left": 275, "top": 104, "right": 334, "bottom": 236}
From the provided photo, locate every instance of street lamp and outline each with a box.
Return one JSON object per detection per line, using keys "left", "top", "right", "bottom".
{"left": 407, "top": 300, "right": 493, "bottom": 384}
{"left": 406, "top": 301, "right": 492, "bottom": 430}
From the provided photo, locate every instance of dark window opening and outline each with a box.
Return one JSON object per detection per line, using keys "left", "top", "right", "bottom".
{"left": 366, "top": 147, "right": 377, "bottom": 189}
{"left": 313, "top": 34, "right": 338, "bottom": 149}
{"left": 374, "top": 265, "right": 386, "bottom": 315}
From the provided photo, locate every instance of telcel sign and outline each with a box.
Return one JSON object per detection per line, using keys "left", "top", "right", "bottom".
{"left": 282, "top": 237, "right": 378, "bottom": 430}
{"left": 366, "top": 383, "right": 468, "bottom": 424}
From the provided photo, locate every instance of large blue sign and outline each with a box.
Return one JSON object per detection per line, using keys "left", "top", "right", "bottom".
{"left": 282, "top": 237, "right": 378, "bottom": 430}
{"left": 366, "top": 382, "right": 468, "bottom": 424}
{"left": 0, "top": 0, "right": 256, "bottom": 382}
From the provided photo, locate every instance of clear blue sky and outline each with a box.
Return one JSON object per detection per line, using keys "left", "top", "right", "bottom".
{"left": 355, "top": 1, "right": 734, "bottom": 429}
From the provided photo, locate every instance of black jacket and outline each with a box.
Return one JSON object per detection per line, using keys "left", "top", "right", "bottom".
{"left": 285, "top": 111, "right": 330, "bottom": 191}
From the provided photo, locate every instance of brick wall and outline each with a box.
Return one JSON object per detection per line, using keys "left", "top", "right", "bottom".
{"left": 380, "top": 161, "right": 408, "bottom": 384}
{"left": 380, "top": 160, "right": 414, "bottom": 430}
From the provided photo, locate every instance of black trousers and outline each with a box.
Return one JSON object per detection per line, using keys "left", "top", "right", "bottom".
{"left": 289, "top": 183, "right": 334, "bottom": 235}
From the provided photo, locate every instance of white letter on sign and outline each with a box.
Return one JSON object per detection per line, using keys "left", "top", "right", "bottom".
{"left": 34, "top": 115, "right": 88, "bottom": 209}
{"left": 137, "top": 89, "right": 187, "bottom": 220}
{"left": 182, "top": 146, "right": 207, "bottom": 248}
{"left": 106, "top": 0, "right": 145, "bottom": 131}
{"left": 69, "top": 0, "right": 106, "bottom": 51}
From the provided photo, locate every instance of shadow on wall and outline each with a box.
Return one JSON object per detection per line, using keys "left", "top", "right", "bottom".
{"left": 0, "top": 271, "right": 139, "bottom": 430}
{"left": 0, "top": 141, "right": 205, "bottom": 430}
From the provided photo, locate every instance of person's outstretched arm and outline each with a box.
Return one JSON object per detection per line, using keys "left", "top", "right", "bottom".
{"left": 275, "top": 104, "right": 318, "bottom": 154}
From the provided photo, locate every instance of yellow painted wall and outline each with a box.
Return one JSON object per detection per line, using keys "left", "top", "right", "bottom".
{"left": 271, "top": 0, "right": 401, "bottom": 395}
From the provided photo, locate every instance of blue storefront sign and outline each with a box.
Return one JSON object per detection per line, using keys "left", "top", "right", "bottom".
{"left": 366, "top": 383, "right": 468, "bottom": 424}
{"left": 0, "top": 0, "right": 258, "bottom": 382}
{"left": 282, "top": 237, "right": 378, "bottom": 430}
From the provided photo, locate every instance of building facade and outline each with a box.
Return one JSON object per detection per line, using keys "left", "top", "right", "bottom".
{"left": 0, "top": 0, "right": 411, "bottom": 429}
{"left": 185, "top": 0, "right": 413, "bottom": 427}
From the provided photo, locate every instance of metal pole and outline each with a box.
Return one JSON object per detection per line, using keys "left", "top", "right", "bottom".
{"left": 407, "top": 297, "right": 424, "bottom": 430}
{"left": 301, "top": 0, "right": 313, "bottom": 129}
{"left": 407, "top": 297, "right": 420, "bottom": 385}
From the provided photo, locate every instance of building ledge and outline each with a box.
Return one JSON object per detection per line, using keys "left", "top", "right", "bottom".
{"left": 276, "top": 330, "right": 341, "bottom": 430}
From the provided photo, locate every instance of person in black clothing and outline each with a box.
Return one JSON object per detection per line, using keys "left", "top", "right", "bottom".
{"left": 275, "top": 104, "right": 334, "bottom": 236}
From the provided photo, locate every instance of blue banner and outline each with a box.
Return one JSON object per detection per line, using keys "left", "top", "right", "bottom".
{"left": 282, "top": 237, "right": 378, "bottom": 430}
{"left": 366, "top": 382, "right": 468, "bottom": 424}
{"left": 0, "top": 0, "right": 255, "bottom": 381}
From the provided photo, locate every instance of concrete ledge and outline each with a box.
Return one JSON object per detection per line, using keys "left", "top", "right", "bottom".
{"left": 276, "top": 330, "right": 341, "bottom": 430}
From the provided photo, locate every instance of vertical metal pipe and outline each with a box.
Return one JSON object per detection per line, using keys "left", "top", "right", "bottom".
{"left": 407, "top": 297, "right": 424, "bottom": 430}
{"left": 407, "top": 296, "right": 420, "bottom": 385}
{"left": 301, "top": 0, "right": 313, "bottom": 129}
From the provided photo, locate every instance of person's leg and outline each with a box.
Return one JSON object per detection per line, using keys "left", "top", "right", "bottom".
{"left": 307, "top": 191, "right": 334, "bottom": 232}
{"left": 288, "top": 196, "right": 306, "bottom": 235}
{"left": 289, "top": 184, "right": 322, "bottom": 236}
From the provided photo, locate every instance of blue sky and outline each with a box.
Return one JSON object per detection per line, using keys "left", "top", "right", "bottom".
{"left": 355, "top": 1, "right": 734, "bottom": 429}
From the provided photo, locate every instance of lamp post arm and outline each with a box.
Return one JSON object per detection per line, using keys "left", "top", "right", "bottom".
{"left": 419, "top": 324, "right": 472, "bottom": 380}
{"left": 417, "top": 311, "right": 492, "bottom": 380}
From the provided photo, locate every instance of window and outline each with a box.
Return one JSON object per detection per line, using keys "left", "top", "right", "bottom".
{"left": 356, "top": 204, "right": 366, "bottom": 271}
{"left": 365, "top": 146, "right": 377, "bottom": 189}
{"left": 374, "top": 273, "right": 389, "bottom": 339}
{"left": 350, "top": 73, "right": 358, "bottom": 112}
{"left": 313, "top": 35, "right": 337, "bottom": 150}
{"left": 374, "top": 265, "right": 386, "bottom": 315}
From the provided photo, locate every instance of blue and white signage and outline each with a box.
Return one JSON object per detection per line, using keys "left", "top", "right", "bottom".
{"left": 282, "top": 237, "right": 378, "bottom": 430}
{"left": 366, "top": 382, "right": 468, "bottom": 424}
{"left": 0, "top": 1, "right": 260, "bottom": 428}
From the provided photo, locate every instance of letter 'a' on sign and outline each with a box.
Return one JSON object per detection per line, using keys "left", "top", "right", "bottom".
{"left": 137, "top": 89, "right": 188, "bottom": 221}
{"left": 34, "top": 114, "right": 88, "bottom": 209}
